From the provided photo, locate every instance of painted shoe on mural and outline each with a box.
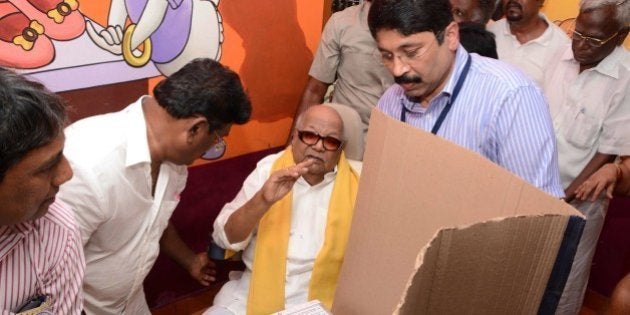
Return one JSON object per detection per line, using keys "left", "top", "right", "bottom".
{"left": 9, "top": 0, "right": 85, "bottom": 40}
{"left": 0, "top": 0, "right": 54, "bottom": 68}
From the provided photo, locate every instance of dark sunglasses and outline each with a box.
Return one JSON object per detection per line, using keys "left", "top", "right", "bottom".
{"left": 297, "top": 130, "right": 343, "bottom": 151}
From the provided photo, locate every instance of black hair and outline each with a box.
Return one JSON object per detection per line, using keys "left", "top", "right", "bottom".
{"left": 368, "top": 0, "right": 454, "bottom": 43}
{"left": 458, "top": 21, "right": 498, "bottom": 58}
{"left": 153, "top": 58, "right": 252, "bottom": 132}
{"left": 0, "top": 67, "right": 67, "bottom": 182}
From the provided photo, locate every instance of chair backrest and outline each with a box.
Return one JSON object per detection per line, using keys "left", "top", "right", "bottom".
{"left": 322, "top": 103, "right": 365, "bottom": 161}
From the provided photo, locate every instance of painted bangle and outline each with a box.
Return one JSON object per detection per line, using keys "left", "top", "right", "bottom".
{"left": 122, "top": 24, "right": 152, "bottom": 67}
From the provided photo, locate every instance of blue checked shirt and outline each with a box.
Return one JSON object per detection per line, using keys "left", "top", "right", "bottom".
{"left": 377, "top": 46, "right": 564, "bottom": 198}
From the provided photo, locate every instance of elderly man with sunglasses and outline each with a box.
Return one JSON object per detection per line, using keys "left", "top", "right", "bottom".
{"left": 205, "top": 105, "right": 359, "bottom": 315}
{"left": 57, "top": 59, "right": 252, "bottom": 315}
{"left": 541, "top": 0, "right": 630, "bottom": 313}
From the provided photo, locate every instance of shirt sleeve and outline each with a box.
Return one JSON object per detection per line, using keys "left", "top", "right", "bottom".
{"left": 598, "top": 89, "right": 630, "bottom": 156}
{"left": 57, "top": 162, "right": 110, "bottom": 246}
{"left": 38, "top": 202, "right": 85, "bottom": 315}
{"left": 308, "top": 12, "right": 342, "bottom": 84}
{"left": 212, "top": 154, "right": 275, "bottom": 252}
{"left": 492, "top": 85, "right": 565, "bottom": 198}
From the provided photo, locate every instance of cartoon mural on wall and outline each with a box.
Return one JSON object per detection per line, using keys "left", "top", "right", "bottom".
{"left": 86, "top": 0, "right": 223, "bottom": 76}
{"left": 0, "top": 0, "right": 85, "bottom": 68}
{"left": 1, "top": 0, "right": 224, "bottom": 91}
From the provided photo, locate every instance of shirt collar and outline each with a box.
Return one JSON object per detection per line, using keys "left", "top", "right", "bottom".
{"left": 125, "top": 96, "right": 152, "bottom": 167}
{"left": 0, "top": 221, "right": 34, "bottom": 261}
{"left": 359, "top": 1, "right": 371, "bottom": 31}
{"left": 501, "top": 13, "right": 556, "bottom": 46}
{"left": 588, "top": 46, "right": 626, "bottom": 79}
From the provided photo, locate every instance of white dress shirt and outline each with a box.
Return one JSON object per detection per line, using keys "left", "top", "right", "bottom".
{"left": 211, "top": 151, "right": 339, "bottom": 315}
{"left": 488, "top": 14, "right": 570, "bottom": 86}
{"left": 58, "top": 97, "right": 188, "bottom": 315}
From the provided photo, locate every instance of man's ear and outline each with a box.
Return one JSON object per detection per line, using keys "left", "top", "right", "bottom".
{"left": 186, "top": 117, "right": 209, "bottom": 143}
{"left": 445, "top": 21, "right": 460, "bottom": 51}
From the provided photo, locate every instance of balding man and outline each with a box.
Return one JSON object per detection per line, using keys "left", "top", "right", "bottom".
{"left": 205, "top": 105, "right": 360, "bottom": 315}
{"left": 542, "top": 0, "right": 630, "bottom": 313}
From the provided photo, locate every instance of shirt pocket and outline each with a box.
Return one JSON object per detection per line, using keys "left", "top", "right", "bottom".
{"left": 561, "top": 106, "right": 600, "bottom": 150}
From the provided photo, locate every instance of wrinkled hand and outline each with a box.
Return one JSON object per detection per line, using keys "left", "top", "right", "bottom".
{"left": 86, "top": 20, "right": 124, "bottom": 55}
{"left": 260, "top": 159, "right": 313, "bottom": 205}
{"left": 188, "top": 252, "right": 216, "bottom": 286}
{"left": 575, "top": 163, "right": 618, "bottom": 202}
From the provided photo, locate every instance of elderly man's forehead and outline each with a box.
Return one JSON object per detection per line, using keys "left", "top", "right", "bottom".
{"left": 298, "top": 107, "right": 343, "bottom": 130}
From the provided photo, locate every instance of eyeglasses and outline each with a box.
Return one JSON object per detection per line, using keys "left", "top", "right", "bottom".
{"left": 201, "top": 131, "right": 226, "bottom": 160}
{"left": 572, "top": 29, "right": 620, "bottom": 47}
{"left": 378, "top": 31, "right": 443, "bottom": 67}
{"left": 297, "top": 130, "right": 343, "bottom": 151}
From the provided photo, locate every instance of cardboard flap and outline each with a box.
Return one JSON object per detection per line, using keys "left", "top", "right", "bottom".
{"left": 395, "top": 215, "right": 569, "bottom": 315}
{"left": 331, "top": 110, "right": 583, "bottom": 315}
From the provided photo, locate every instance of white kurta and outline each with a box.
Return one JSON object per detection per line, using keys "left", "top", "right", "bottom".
{"left": 211, "top": 151, "right": 338, "bottom": 315}
{"left": 58, "top": 97, "right": 188, "bottom": 314}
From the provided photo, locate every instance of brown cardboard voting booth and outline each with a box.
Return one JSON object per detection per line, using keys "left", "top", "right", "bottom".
{"left": 331, "top": 110, "right": 585, "bottom": 315}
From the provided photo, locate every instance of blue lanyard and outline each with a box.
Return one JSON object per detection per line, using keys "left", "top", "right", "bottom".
{"left": 400, "top": 54, "right": 472, "bottom": 135}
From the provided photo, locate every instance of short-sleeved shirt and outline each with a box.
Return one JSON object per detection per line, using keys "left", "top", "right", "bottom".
{"left": 309, "top": 2, "right": 394, "bottom": 132}
{"left": 488, "top": 14, "right": 570, "bottom": 87}
{"left": 378, "top": 46, "right": 564, "bottom": 198}
{"left": 543, "top": 45, "right": 630, "bottom": 188}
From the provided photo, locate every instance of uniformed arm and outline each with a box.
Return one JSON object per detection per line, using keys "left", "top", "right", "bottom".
{"left": 295, "top": 77, "right": 330, "bottom": 119}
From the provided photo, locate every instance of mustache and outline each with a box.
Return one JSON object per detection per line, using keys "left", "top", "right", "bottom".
{"left": 394, "top": 74, "right": 422, "bottom": 84}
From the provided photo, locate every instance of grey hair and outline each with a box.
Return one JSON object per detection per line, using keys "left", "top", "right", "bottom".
{"left": 580, "top": 0, "right": 630, "bottom": 26}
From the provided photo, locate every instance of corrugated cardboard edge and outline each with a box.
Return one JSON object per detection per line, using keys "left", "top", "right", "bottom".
{"left": 393, "top": 215, "right": 580, "bottom": 315}
{"left": 331, "top": 111, "right": 585, "bottom": 315}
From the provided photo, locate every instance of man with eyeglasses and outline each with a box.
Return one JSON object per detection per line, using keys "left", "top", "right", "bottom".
{"left": 487, "top": 0, "right": 570, "bottom": 86}
{"left": 57, "top": 58, "right": 252, "bottom": 314}
{"left": 370, "top": 0, "right": 564, "bottom": 197}
{"left": 204, "top": 105, "right": 359, "bottom": 315}
{"left": 542, "top": 0, "right": 630, "bottom": 313}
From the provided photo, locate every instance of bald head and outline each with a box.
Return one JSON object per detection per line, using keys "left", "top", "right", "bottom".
{"left": 294, "top": 105, "right": 344, "bottom": 136}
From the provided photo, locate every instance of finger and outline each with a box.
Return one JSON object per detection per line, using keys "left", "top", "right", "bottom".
{"left": 606, "top": 182, "right": 616, "bottom": 199}
{"left": 296, "top": 159, "right": 315, "bottom": 169}
{"left": 100, "top": 28, "right": 115, "bottom": 46}
{"left": 114, "top": 25, "right": 124, "bottom": 44}
{"left": 591, "top": 183, "right": 605, "bottom": 202}
{"left": 86, "top": 21, "right": 110, "bottom": 48}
